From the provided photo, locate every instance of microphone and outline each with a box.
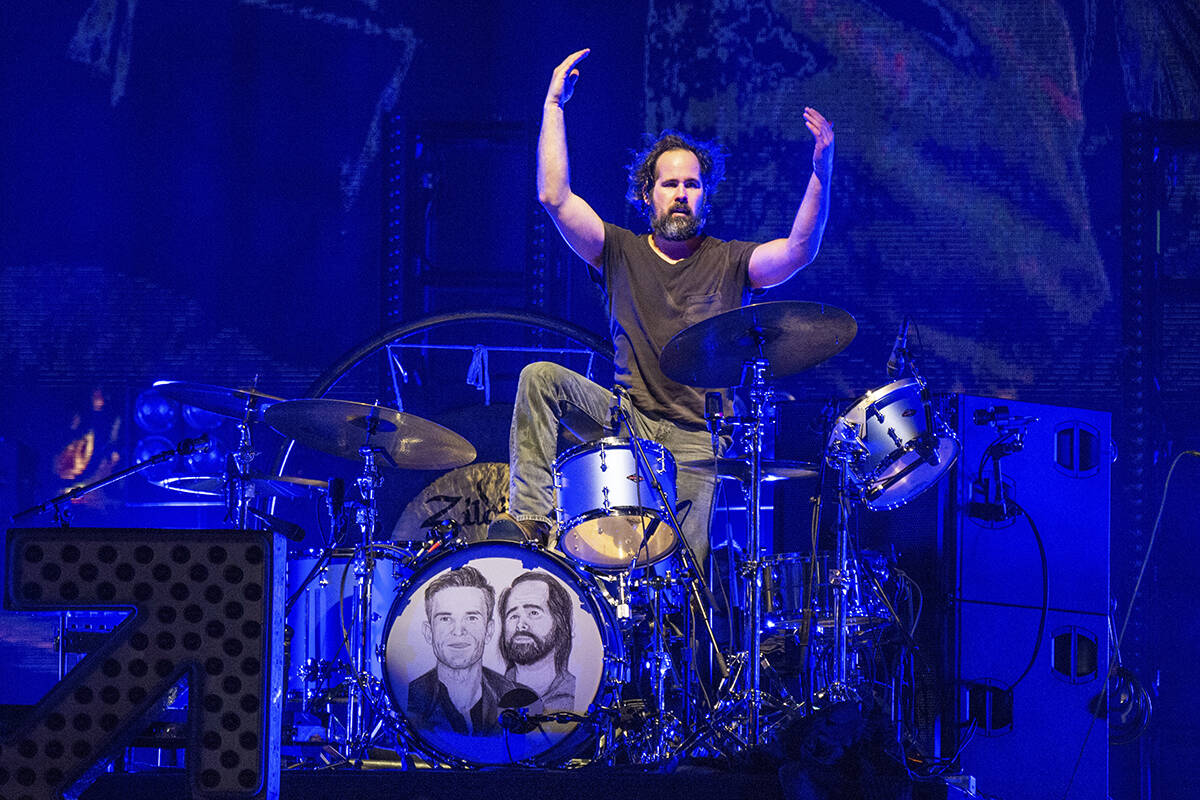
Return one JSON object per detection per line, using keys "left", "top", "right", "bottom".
{"left": 176, "top": 434, "right": 211, "bottom": 456}
{"left": 327, "top": 477, "right": 345, "bottom": 521}
{"left": 497, "top": 687, "right": 541, "bottom": 734}
{"left": 886, "top": 318, "right": 910, "bottom": 379}
{"left": 704, "top": 392, "right": 725, "bottom": 435}
{"left": 610, "top": 386, "right": 628, "bottom": 437}
{"left": 498, "top": 708, "right": 537, "bottom": 735}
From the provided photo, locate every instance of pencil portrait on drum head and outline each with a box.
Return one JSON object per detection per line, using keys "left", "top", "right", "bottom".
{"left": 498, "top": 571, "right": 577, "bottom": 712}
{"left": 406, "top": 565, "right": 517, "bottom": 736}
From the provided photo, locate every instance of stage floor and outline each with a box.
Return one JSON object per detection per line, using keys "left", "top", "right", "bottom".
{"left": 77, "top": 763, "right": 976, "bottom": 800}
{"left": 80, "top": 765, "right": 785, "bottom": 800}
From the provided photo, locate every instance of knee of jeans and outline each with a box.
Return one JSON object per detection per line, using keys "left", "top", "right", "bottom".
{"left": 518, "top": 361, "right": 566, "bottom": 393}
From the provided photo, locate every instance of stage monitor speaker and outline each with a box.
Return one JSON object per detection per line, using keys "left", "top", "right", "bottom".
{"left": 951, "top": 396, "right": 1110, "bottom": 800}
{"left": 1, "top": 528, "right": 283, "bottom": 800}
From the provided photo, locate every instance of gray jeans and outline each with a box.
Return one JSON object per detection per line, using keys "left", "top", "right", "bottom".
{"left": 507, "top": 361, "right": 722, "bottom": 563}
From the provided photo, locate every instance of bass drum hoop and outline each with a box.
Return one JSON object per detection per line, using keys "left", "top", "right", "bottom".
{"left": 380, "top": 539, "right": 623, "bottom": 767}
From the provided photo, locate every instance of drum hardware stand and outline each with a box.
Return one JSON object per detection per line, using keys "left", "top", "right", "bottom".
{"left": 665, "top": 357, "right": 791, "bottom": 758}
{"left": 610, "top": 394, "right": 728, "bottom": 726}
{"left": 338, "top": 406, "right": 400, "bottom": 761}
{"left": 822, "top": 404, "right": 900, "bottom": 705}
{"left": 734, "top": 358, "right": 772, "bottom": 743}
{"left": 225, "top": 401, "right": 259, "bottom": 529}
{"left": 827, "top": 451, "right": 860, "bottom": 702}
{"left": 614, "top": 570, "right": 688, "bottom": 764}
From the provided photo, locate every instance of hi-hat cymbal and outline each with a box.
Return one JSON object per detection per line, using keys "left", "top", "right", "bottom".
{"left": 660, "top": 301, "right": 857, "bottom": 387}
{"left": 264, "top": 399, "right": 476, "bottom": 470}
{"left": 682, "top": 457, "right": 818, "bottom": 482}
{"left": 158, "top": 473, "right": 328, "bottom": 499}
{"left": 153, "top": 381, "right": 283, "bottom": 421}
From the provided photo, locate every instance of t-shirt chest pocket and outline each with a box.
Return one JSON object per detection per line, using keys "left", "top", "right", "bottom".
{"left": 682, "top": 291, "right": 720, "bottom": 326}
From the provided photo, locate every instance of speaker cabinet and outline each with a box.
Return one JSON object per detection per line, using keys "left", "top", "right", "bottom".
{"left": 952, "top": 396, "right": 1110, "bottom": 800}
{"left": 1, "top": 528, "right": 284, "bottom": 800}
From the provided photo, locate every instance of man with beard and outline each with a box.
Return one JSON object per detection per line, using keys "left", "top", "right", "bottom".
{"left": 498, "top": 571, "right": 576, "bottom": 711}
{"left": 407, "top": 566, "right": 516, "bottom": 736}
{"left": 488, "top": 48, "right": 834, "bottom": 569}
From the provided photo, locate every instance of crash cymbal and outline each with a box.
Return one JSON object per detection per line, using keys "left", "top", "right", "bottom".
{"left": 158, "top": 473, "right": 328, "bottom": 499}
{"left": 659, "top": 301, "right": 857, "bottom": 387}
{"left": 153, "top": 381, "right": 284, "bottom": 421}
{"left": 682, "top": 457, "right": 818, "bottom": 482}
{"left": 264, "top": 398, "right": 476, "bottom": 470}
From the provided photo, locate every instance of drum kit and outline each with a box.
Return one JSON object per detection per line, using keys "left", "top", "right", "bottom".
{"left": 24, "top": 301, "right": 958, "bottom": 768}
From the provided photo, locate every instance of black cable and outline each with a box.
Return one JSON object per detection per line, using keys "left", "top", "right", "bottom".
{"left": 1058, "top": 449, "right": 1200, "bottom": 800}
{"left": 1007, "top": 501, "right": 1049, "bottom": 692}
{"left": 613, "top": 390, "right": 657, "bottom": 570}
{"left": 713, "top": 478, "right": 736, "bottom": 646}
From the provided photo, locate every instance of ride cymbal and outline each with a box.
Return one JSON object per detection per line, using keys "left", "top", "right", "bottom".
{"left": 660, "top": 301, "right": 857, "bottom": 387}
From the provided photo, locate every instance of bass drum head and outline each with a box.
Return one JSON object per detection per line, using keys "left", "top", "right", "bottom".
{"left": 382, "top": 540, "right": 619, "bottom": 766}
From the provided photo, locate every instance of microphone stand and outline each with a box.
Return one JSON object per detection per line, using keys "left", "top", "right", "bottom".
{"left": 610, "top": 391, "right": 728, "bottom": 750}
{"left": 611, "top": 397, "right": 728, "bottom": 672}
{"left": 12, "top": 435, "right": 210, "bottom": 526}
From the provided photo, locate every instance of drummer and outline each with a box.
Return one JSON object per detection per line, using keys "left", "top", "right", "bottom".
{"left": 488, "top": 48, "right": 834, "bottom": 567}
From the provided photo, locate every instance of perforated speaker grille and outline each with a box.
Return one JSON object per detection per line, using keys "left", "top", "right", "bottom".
{"left": 1, "top": 528, "right": 281, "bottom": 800}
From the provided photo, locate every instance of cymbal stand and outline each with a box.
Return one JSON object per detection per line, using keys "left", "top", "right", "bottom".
{"left": 226, "top": 402, "right": 258, "bottom": 530}
{"left": 669, "top": 358, "right": 778, "bottom": 755}
{"left": 824, "top": 417, "right": 874, "bottom": 702}
{"left": 341, "top": 411, "right": 391, "bottom": 758}
{"left": 741, "top": 358, "right": 770, "bottom": 743}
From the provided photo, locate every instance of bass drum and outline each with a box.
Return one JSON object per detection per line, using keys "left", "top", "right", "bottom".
{"left": 381, "top": 540, "right": 623, "bottom": 766}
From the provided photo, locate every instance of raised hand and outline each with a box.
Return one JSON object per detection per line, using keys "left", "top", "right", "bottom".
{"left": 804, "top": 106, "right": 834, "bottom": 181}
{"left": 546, "top": 49, "right": 591, "bottom": 108}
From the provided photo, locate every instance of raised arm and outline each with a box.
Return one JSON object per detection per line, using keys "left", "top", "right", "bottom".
{"left": 748, "top": 107, "right": 835, "bottom": 289}
{"left": 537, "top": 49, "right": 606, "bottom": 269}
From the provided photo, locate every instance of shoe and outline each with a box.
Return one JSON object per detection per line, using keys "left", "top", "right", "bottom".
{"left": 487, "top": 513, "right": 549, "bottom": 545}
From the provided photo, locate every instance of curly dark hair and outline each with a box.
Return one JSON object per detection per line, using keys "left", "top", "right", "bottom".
{"left": 625, "top": 130, "right": 726, "bottom": 221}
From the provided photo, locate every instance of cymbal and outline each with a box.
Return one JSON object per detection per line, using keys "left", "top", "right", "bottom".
{"left": 153, "top": 381, "right": 283, "bottom": 421}
{"left": 682, "top": 457, "right": 818, "bottom": 482}
{"left": 659, "top": 301, "right": 857, "bottom": 387}
{"left": 264, "top": 399, "right": 476, "bottom": 470}
{"left": 389, "top": 462, "right": 509, "bottom": 542}
{"left": 158, "top": 473, "right": 329, "bottom": 499}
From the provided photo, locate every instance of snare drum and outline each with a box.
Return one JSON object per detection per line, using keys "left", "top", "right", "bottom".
{"left": 830, "top": 378, "right": 959, "bottom": 510}
{"left": 381, "top": 540, "right": 623, "bottom": 766}
{"left": 553, "top": 437, "right": 678, "bottom": 570}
